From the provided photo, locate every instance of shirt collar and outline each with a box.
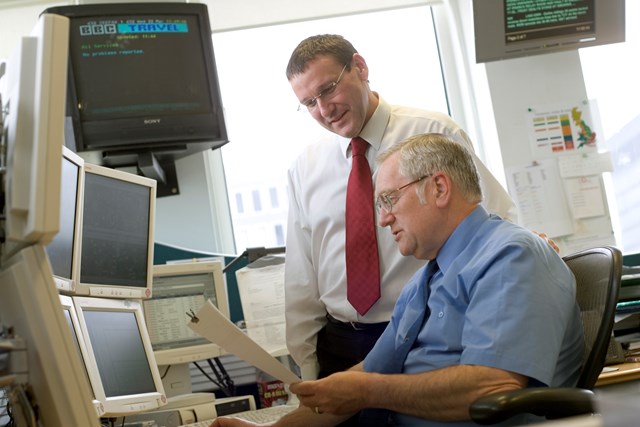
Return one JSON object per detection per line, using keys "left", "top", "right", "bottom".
{"left": 435, "top": 205, "right": 489, "bottom": 275}
{"left": 341, "top": 94, "right": 390, "bottom": 158}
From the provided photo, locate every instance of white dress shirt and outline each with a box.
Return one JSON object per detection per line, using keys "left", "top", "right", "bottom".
{"left": 284, "top": 96, "right": 516, "bottom": 379}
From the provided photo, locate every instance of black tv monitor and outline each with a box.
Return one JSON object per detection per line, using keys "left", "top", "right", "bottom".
{"left": 473, "top": 0, "right": 625, "bottom": 63}
{"left": 42, "top": 3, "right": 228, "bottom": 193}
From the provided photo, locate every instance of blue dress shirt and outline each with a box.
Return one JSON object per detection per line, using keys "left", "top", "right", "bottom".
{"left": 363, "top": 206, "right": 584, "bottom": 426}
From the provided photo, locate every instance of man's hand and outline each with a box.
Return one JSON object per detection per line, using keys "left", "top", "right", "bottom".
{"left": 290, "top": 372, "right": 366, "bottom": 416}
{"left": 211, "top": 417, "right": 268, "bottom": 427}
{"left": 534, "top": 231, "right": 560, "bottom": 253}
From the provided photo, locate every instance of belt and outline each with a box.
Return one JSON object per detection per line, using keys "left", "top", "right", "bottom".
{"left": 325, "top": 314, "right": 388, "bottom": 331}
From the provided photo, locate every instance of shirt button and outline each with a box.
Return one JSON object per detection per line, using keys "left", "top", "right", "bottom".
{"left": 438, "top": 311, "right": 444, "bottom": 318}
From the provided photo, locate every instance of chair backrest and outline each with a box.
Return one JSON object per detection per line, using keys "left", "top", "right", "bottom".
{"left": 564, "top": 246, "right": 622, "bottom": 389}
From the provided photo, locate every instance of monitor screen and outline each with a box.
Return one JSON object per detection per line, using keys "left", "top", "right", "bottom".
{"left": 75, "top": 162, "right": 156, "bottom": 299}
{"left": 0, "top": 13, "right": 68, "bottom": 247}
{"left": 0, "top": 245, "right": 100, "bottom": 426}
{"left": 473, "top": 0, "right": 625, "bottom": 63}
{"left": 46, "top": 146, "right": 85, "bottom": 293}
{"left": 144, "top": 261, "right": 229, "bottom": 366}
{"left": 72, "top": 295, "right": 167, "bottom": 417}
{"left": 42, "top": 3, "right": 228, "bottom": 173}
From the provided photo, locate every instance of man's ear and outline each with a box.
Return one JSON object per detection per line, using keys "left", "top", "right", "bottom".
{"left": 432, "top": 173, "right": 451, "bottom": 207}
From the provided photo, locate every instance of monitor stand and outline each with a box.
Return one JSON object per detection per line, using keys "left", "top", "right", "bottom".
{"left": 160, "top": 363, "right": 194, "bottom": 398}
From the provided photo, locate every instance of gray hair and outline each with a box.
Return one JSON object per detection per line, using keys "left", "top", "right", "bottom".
{"left": 377, "top": 133, "right": 483, "bottom": 204}
{"left": 286, "top": 34, "right": 356, "bottom": 80}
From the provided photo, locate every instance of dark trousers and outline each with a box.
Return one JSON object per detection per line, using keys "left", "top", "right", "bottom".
{"left": 316, "top": 315, "right": 389, "bottom": 426}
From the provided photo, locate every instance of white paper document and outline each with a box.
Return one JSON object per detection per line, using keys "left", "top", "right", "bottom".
{"left": 506, "top": 159, "right": 574, "bottom": 237}
{"left": 236, "top": 260, "right": 287, "bottom": 356}
{"left": 188, "top": 300, "right": 300, "bottom": 384}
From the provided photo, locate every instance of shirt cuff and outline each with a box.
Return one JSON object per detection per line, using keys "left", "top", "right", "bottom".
{"left": 300, "top": 360, "right": 320, "bottom": 380}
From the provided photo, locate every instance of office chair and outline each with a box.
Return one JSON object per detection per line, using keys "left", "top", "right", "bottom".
{"left": 469, "top": 245, "right": 623, "bottom": 425}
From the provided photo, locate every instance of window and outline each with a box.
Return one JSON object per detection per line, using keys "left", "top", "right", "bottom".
{"left": 212, "top": 5, "right": 448, "bottom": 252}
{"left": 580, "top": 0, "right": 640, "bottom": 254}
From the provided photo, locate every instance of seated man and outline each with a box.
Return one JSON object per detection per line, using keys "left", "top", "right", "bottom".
{"left": 213, "top": 133, "right": 584, "bottom": 427}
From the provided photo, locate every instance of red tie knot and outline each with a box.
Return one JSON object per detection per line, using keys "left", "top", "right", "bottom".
{"left": 351, "top": 137, "right": 368, "bottom": 157}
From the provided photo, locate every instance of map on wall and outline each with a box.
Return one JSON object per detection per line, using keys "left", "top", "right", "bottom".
{"left": 526, "top": 100, "right": 601, "bottom": 158}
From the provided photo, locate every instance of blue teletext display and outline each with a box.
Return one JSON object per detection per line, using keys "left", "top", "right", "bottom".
{"left": 79, "top": 21, "right": 188, "bottom": 36}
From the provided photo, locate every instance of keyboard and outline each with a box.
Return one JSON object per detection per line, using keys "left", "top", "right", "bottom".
{"left": 179, "top": 404, "right": 297, "bottom": 427}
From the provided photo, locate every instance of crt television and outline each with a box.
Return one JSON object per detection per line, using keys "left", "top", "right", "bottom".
{"left": 0, "top": 12, "right": 68, "bottom": 248}
{"left": 45, "top": 146, "right": 85, "bottom": 293}
{"left": 74, "top": 162, "right": 156, "bottom": 299}
{"left": 72, "top": 295, "right": 167, "bottom": 417}
{"left": 473, "top": 0, "right": 625, "bottom": 63}
{"left": 144, "top": 261, "right": 229, "bottom": 396}
{"left": 42, "top": 3, "right": 228, "bottom": 182}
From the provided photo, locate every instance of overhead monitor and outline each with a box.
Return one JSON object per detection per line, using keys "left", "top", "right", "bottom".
{"left": 0, "top": 13, "right": 68, "bottom": 248}
{"left": 143, "top": 261, "right": 229, "bottom": 396}
{"left": 45, "top": 146, "right": 85, "bottom": 293}
{"left": 74, "top": 162, "right": 156, "bottom": 299}
{"left": 473, "top": 0, "right": 625, "bottom": 63}
{"left": 42, "top": 3, "right": 229, "bottom": 195}
{"left": 0, "top": 245, "right": 100, "bottom": 426}
{"left": 72, "top": 295, "right": 167, "bottom": 417}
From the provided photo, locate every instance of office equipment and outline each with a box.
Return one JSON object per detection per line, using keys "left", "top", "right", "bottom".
{"left": 473, "top": 0, "right": 625, "bottom": 63}
{"left": 72, "top": 295, "right": 167, "bottom": 418}
{"left": 188, "top": 300, "right": 300, "bottom": 384}
{"left": 45, "top": 146, "right": 85, "bottom": 293}
{"left": 0, "top": 12, "right": 68, "bottom": 248}
{"left": 144, "top": 261, "right": 230, "bottom": 397}
{"left": 43, "top": 3, "right": 228, "bottom": 196}
{"left": 0, "top": 245, "right": 100, "bottom": 426}
{"left": 59, "top": 294, "right": 104, "bottom": 416}
{"left": 469, "top": 246, "right": 622, "bottom": 424}
{"left": 75, "top": 163, "right": 156, "bottom": 299}
{"left": 178, "top": 403, "right": 297, "bottom": 427}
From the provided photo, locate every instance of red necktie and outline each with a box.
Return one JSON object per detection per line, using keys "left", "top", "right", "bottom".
{"left": 345, "top": 137, "right": 380, "bottom": 316}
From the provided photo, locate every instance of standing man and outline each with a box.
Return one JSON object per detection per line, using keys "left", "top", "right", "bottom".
{"left": 284, "top": 34, "right": 515, "bottom": 381}
{"left": 212, "top": 133, "right": 583, "bottom": 427}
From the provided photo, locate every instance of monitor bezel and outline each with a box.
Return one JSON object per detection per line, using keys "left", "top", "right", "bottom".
{"left": 1, "top": 12, "right": 68, "bottom": 248}
{"left": 147, "top": 260, "right": 229, "bottom": 366}
{"left": 74, "top": 162, "right": 156, "bottom": 299}
{"left": 72, "top": 295, "right": 167, "bottom": 417}
{"left": 59, "top": 294, "right": 105, "bottom": 417}
{"left": 47, "top": 146, "right": 85, "bottom": 293}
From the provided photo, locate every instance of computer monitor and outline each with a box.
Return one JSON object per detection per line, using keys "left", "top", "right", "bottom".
{"left": 45, "top": 146, "right": 85, "bottom": 293}
{"left": 0, "top": 245, "right": 100, "bottom": 426}
{"left": 144, "top": 261, "right": 229, "bottom": 396}
{"left": 473, "top": 0, "right": 625, "bottom": 63}
{"left": 0, "top": 13, "right": 68, "bottom": 248}
{"left": 42, "top": 3, "right": 228, "bottom": 194}
{"left": 59, "top": 294, "right": 104, "bottom": 416}
{"left": 72, "top": 295, "right": 167, "bottom": 417}
{"left": 74, "top": 162, "right": 156, "bottom": 299}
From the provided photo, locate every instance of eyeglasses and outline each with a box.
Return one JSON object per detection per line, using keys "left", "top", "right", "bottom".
{"left": 375, "top": 175, "right": 430, "bottom": 215}
{"left": 298, "top": 63, "right": 348, "bottom": 111}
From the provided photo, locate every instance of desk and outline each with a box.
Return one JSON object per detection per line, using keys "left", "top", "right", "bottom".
{"left": 596, "top": 362, "right": 640, "bottom": 387}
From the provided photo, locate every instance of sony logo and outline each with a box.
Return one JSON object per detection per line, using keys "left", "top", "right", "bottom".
{"left": 144, "top": 119, "right": 161, "bottom": 125}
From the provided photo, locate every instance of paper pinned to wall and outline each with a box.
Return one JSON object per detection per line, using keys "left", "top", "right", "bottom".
{"left": 188, "top": 300, "right": 300, "bottom": 384}
{"left": 506, "top": 158, "right": 574, "bottom": 237}
{"left": 557, "top": 151, "right": 614, "bottom": 178}
{"left": 564, "top": 176, "right": 606, "bottom": 219}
